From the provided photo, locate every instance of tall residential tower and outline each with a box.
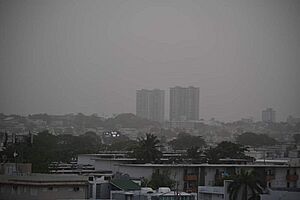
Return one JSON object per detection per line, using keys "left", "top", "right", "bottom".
{"left": 262, "top": 108, "right": 276, "bottom": 123}
{"left": 169, "top": 86, "right": 199, "bottom": 121}
{"left": 136, "top": 89, "right": 165, "bottom": 123}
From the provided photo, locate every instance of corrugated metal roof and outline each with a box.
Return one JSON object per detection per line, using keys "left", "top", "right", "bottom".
{"left": 111, "top": 179, "right": 141, "bottom": 191}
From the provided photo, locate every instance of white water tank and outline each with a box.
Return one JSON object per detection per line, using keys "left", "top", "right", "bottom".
{"left": 158, "top": 187, "right": 171, "bottom": 193}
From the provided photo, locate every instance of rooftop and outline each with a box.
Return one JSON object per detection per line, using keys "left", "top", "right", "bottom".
{"left": 0, "top": 173, "right": 88, "bottom": 186}
{"left": 110, "top": 179, "right": 141, "bottom": 191}
{"left": 117, "top": 163, "right": 296, "bottom": 168}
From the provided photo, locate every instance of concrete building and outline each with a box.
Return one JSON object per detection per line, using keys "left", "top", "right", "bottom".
{"left": 170, "top": 86, "right": 199, "bottom": 121}
{"left": 77, "top": 153, "right": 300, "bottom": 198}
{"left": 116, "top": 163, "right": 300, "bottom": 193}
{"left": 112, "top": 187, "right": 195, "bottom": 200}
{"left": 198, "top": 182, "right": 300, "bottom": 200}
{"left": 136, "top": 89, "right": 165, "bottom": 123}
{"left": 0, "top": 163, "right": 32, "bottom": 175}
{"left": 262, "top": 108, "right": 276, "bottom": 123}
{"left": 0, "top": 173, "right": 89, "bottom": 200}
{"left": 165, "top": 120, "right": 204, "bottom": 130}
{"left": 78, "top": 154, "right": 300, "bottom": 191}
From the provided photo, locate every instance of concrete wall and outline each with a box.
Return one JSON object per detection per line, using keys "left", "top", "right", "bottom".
{"left": 0, "top": 184, "right": 87, "bottom": 200}
{"left": 77, "top": 154, "right": 96, "bottom": 165}
{"left": 260, "top": 190, "right": 300, "bottom": 200}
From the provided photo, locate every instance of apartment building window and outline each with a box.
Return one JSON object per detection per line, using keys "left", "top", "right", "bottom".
{"left": 12, "top": 185, "right": 17, "bottom": 194}
{"left": 30, "top": 188, "right": 38, "bottom": 196}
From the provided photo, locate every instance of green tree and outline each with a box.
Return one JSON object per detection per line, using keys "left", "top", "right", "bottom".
{"left": 169, "top": 132, "right": 206, "bottom": 150}
{"left": 3, "top": 130, "right": 103, "bottom": 172}
{"left": 103, "top": 113, "right": 161, "bottom": 129}
{"left": 293, "top": 134, "right": 300, "bottom": 144}
{"left": 108, "top": 139, "right": 137, "bottom": 151}
{"left": 205, "top": 141, "right": 252, "bottom": 163}
{"left": 132, "top": 133, "right": 162, "bottom": 163}
{"left": 186, "top": 146, "right": 204, "bottom": 163}
{"left": 236, "top": 132, "right": 278, "bottom": 147}
{"left": 148, "top": 169, "right": 176, "bottom": 190}
{"left": 227, "top": 170, "right": 264, "bottom": 200}
{"left": 25, "top": 130, "right": 58, "bottom": 172}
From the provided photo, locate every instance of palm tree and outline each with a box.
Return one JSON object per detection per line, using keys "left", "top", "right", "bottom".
{"left": 227, "top": 170, "right": 264, "bottom": 200}
{"left": 132, "top": 133, "right": 162, "bottom": 163}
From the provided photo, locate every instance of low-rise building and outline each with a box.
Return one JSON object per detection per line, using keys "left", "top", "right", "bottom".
{"left": 112, "top": 187, "right": 195, "bottom": 200}
{"left": 0, "top": 173, "right": 89, "bottom": 200}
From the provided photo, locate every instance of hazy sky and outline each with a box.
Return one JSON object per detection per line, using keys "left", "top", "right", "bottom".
{"left": 0, "top": 0, "right": 299, "bottom": 122}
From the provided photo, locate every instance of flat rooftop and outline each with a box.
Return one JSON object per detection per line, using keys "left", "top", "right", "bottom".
{"left": 0, "top": 173, "right": 88, "bottom": 186}
{"left": 117, "top": 163, "right": 297, "bottom": 168}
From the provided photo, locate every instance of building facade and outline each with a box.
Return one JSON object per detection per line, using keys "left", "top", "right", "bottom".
{"left": 77, "top": 153, "right": 300, "bottom": 198}
{"left": 170, "top": 86, "right": 199, "bottom": 121}
{"left": 136, "top": 89, "right": 165, "bottom": 123}
{"left": 262, "top": 108, "right": 276, "bottom": 123}
{"left": 0, "top": 174, "right": 89, "bottom": 200}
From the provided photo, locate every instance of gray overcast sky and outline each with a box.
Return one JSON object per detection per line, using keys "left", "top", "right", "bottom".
{"left": 0, "top": 0, "right": 299, "bottom": 122}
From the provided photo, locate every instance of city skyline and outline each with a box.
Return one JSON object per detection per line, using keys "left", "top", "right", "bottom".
{"left": 1, "top": 0, "right": 300, "bottom": 122}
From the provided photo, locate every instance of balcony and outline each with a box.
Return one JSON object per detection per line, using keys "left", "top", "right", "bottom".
{"left": 286, "top": 174, "right": 298, "bottom": 182}
{"left": 184, "top": 175, "right": 197, "bottom": 181}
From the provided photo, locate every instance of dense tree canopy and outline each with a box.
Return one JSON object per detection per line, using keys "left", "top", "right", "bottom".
{"left": 236, "top": 132, "right": 278, "bottom": 147}
{"left": 2, "top": 130, "right": 103, "bottom": 172}
{"left": 132, "top": 133, "right": 162, "bottom": 163}
{"left": 185, "top": 146, "right": 205, "bottom": 163}
{"left": 107, "top": 139, "right": 137, "bottom": 151}
{"left": 293, "top": 134, "right": 300, "bottom": 144}
{"left": 205, "top": 141, "right": 252, "bottom": 163}
{"left": 169, "top": 132, "right": 206, "bottom": 150}
{"left": 103, "top": 113, "right": 160, "bottom": 128}
{"left": 147, "top": 170, "right": 176, "bottom": 190}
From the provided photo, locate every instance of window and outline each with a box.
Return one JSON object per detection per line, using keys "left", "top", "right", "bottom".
{"left": 287, "top": 182, "right": 290, "bottom": 188}
{"left": 17, "top": 186, "right": 23, "bottom": 194}
{"left": 30, "top": 188, "right": 38, "bottom": 196}
{"left": 73, "top": 187, "right": 80, "bottom": 192}
{"left": 48, "top": 187, "right": 53, "bottom": 191}
{"left": 12, "top": 185, "right": 17, "bottom": 194}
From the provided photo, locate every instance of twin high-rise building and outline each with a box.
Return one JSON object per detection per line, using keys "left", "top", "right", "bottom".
{"left": 169, "top": 86, "right": 199, "bottom": 121}
{"left": 262, "top": 108, "right": 276, "bottom": 123}
{"left": 136, "top": 89, "right": 165, "bottom": 123}
{"left": 136, "top": 86, "right": 199, "bottom": 122}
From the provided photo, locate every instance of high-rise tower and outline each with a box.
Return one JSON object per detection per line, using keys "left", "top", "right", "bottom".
{"left": 136, "top": 89, "right": 165, "bottom": 123}
{"left": 262, "top": 108, "right": 276, "bottom": 123}
{"left": 169, "top": 86, "right": 199, "bottom": 121}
